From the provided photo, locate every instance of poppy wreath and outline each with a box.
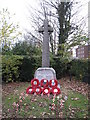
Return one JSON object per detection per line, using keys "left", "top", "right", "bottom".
{"left": 49, "top": 79, "right": 58, "bottom": 87}
{"left": 31, "top": 78, "right": 39, "bottom": 87}
{"left": 40, "top": 79, "right": 49, "bottom": 87}
{"left": 49, "top": 87, "right": 52, "bottom": 93}
{"left": 34, "top": 87, "right": 42, "bottom": 94}
{"left": 52, "top": 87, "right": 61, "bottom": 95}
{"left": 42, "top": 87, "right": 51, "bottom": 95}
{"left": 26, "top": 86, "right": 34, "bottom": 94}
{"left": 41, "top": 87, "right": 44, "bottom": 92}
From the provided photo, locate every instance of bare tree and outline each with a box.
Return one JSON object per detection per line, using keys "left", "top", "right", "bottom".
{"left": 24, "top": 0, "right": 88, "bottom": 56}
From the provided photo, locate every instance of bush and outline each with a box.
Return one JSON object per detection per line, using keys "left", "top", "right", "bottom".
{"left": 19, "top": 56, "right": 41, "bottom": 82}
{"left": 51, "top": 57, "right": 69, "bottom": 79}
{"left": 2, "top": 55, "right": 23, "bottom": 83}
{"left": 70, "top": 59, "right": 89, "bottom": 81}
{"left": 51, "top": 57, "right": 89, "bottom": 82}
{"left": 2, "top": 55, "right": 41, "bottom": 83}
{"left": 2, "top": 55, "right": 89, "bottom": 83}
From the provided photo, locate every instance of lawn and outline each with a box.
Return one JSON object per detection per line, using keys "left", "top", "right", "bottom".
{"left": 2, "top": 77, "right": 89, "bottom": 119}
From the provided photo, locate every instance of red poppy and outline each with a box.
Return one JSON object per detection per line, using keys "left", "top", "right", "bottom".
{"left": 49, "top": 79, "right": 58, "bottom": 87}
{"left": 31, "top": 78, "right": 39, "bottom": 87}
{"left": 40, "top": 79, "right": 49, "bottom": 87}
{"left": 52, "top": 87, "right": 61, "bottom": 95}
{"left": 41, "top": 87, "right": 44, "bottom": 92}
{"left": 34, "top": 87, "right": 42, "bottom": 94}
{"left": 26, "top": 86, "right": 34, "bottom": 94}
{"left": 42, "top": 87, "right": 51, "bottom": 95}
{"left": 49, "top": 87, "right": 52, "bottom": 93}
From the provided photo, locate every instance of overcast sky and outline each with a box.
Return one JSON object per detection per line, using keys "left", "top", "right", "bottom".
{"left": 0, "top": 0, "right": 89, "bottom": 33}
{"left": 0, "top": 0, "right": 89, "bottom": 57}
{"left": 0, "top": 0, "right": 40, "bottom": 32}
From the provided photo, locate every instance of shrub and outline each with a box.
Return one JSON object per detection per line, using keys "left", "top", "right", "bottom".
{"left": 70, "top": 59, "right": 89, "bottom": 81}
{"left": 2, "top": 55, "right": 41, "bottom": 83}
{"left": 19, "top": 56, "right": 41, "bottom": 82}
{"left": 2, "top": 55, "right": 23, "bottom": 83}
{"left": 2, "top": 55, "right": 89, "bottom": 83}
{"left": 51, "top": 57, "right": 69, "bottom": 79}
{"left": 51, "top": 57, "right": 89, "bottom": 82}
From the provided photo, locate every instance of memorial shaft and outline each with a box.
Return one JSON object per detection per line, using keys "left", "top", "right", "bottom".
{"left": 42, "top": 19, "right": 50, "bottom": 67}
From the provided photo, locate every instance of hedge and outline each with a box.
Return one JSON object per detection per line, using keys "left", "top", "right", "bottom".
{"left": 2, "top": 55, "right": 23, "bottom": 82}
{"left": 50, "top": 57, "right": 69, "bottom": 78}
{"left": 19, "top": 56, "right": 41, "bottom": 82}
{"left": 51, "top": 57, "right": 89, "bottom": 81}
{"left": 2, "top": 55, "right": 89, "bottom": 83}
{"left": 2, "top": 55, "right": 41, "bottom": 83}
{"left": 70, "top": 59, "right": 89, "bottom": 81}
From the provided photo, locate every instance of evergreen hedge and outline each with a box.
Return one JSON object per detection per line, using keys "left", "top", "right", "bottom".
{"left": 51, "top": 57, "right": 89, "bottom": 82}
{"left": 2, "top": 55, "right": 41, "bottom": 83}
{"left": 2, "top": 55, "right": 89, "bottom": 83}
{"left": 2, "top": 55, "right": 23, "bottom": 83}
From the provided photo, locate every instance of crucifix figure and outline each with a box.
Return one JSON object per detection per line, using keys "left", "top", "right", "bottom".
{"left": 39, "top": 18, "right": 53, "bottom": 67}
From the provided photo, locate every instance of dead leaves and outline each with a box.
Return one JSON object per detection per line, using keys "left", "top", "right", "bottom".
{"left": 41, "top": 112, "right": 50, "bottom": 116}
{"left": 71, "top": 97, "right": 79, "bottom": 101}
{"left": 2, "top": 78, "right": 89, "bottom": 119}
{"left": 64, "top": 95, "right": 68, "bottom": 100}
{"left": 38, "top": 102, "right": 47, "bottom": 107}
{"left": 59, "top": 77, "right": 89, "bottom": 96}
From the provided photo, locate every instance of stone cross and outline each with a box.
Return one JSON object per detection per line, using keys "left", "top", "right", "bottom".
{"left": 39, "top": 18, "right": 53, "bottom": 67}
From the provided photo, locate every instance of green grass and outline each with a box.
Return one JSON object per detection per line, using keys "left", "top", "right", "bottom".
{"left": 2, "top": 83, "right": 53, "bottom": 118}
{"left": 3, "top": 94, "right": 52, "bottom": 118}
{"left": 63, "top": 91, "right": 88, "bottom": 118}
{"left": 2, "top": 82, "right": 89, "bottom": 118}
